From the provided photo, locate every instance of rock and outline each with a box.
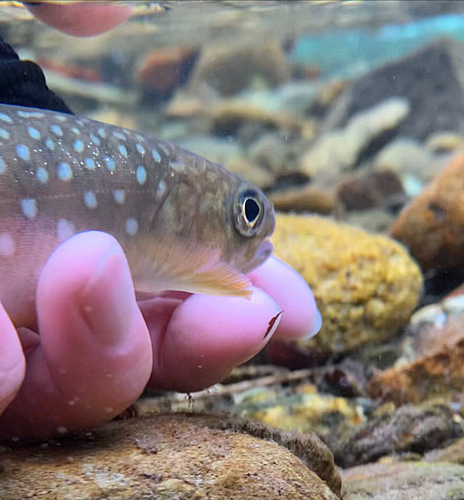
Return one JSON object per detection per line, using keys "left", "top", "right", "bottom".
{"left": 426, "top": 131, "right": 464, "bottom": 153}
{"left": 248, "top": 133, "right": 293, "bottom": 174}
{"left": 342, "top": 462, "right": 464, "bottom": 500}
{"left": 336, "top": 169, "right": 405, "bottom": 212}
{"left": 271, "top": 214, "right": 423, "bottom": 354}
{"left": 425, "top": 435, "right": 464, "bottom": 464}
{"left": 209, "top": 100, "right": 308, "bottom": 138}
{"left": 269, "top": 185, "right": 335, "bottom": 214}
{"left": 300, "top": 97, "right": 410, "bottom": 178}
{"left": 373, "top": 137, "right": 447, "bottom": 195}
{"left": 328, "top": 402, "right": 463, "bottom": 468}
{"left": 391, "top": 152, "right": 464, "bottom": 273}
{"left": 189, "top": 41, "right": 291, "bottom": 96}
{"left": 324, "top": 38, "right": 464, "bottom": 142}
{"left": 307, "top": 80, "right": 346, "bottom": 118}
{"left": 136, "top": 47, "right": 198, "bottom": 95}
{"left": 0, "top": 412, "right": 342, "bottom": 499}
{"left": 367, "top": 293, "right": 464, "bottom": 406}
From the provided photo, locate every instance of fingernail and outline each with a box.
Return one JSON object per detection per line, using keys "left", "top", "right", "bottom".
{"left": 264, "top": 311, "right": 282, "bottom": 340}
{"left": 78, "top": 243, "right": 137, "bottom": 346}
{"left": 303, "top": 308, "right": 322, "bottom": 340}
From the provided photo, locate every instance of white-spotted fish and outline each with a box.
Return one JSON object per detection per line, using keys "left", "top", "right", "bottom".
{"left": 0, "top": 104, "right": 275, "bottom": 327}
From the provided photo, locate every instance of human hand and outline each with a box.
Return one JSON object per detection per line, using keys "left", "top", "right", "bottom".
{"left": 0, "top": 231, "right": 320, "bottom": 440}
{"left": 25, "top": 2, "right": 134, "bottom": 37}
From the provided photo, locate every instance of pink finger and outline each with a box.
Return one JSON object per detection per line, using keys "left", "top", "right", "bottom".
{"left": 0, "top": 232, "right": 152, "bottom": 440}
{"left": 0, "top": 304, "right": 25, "bottom": 415}
{"left": 145, "top": 287, "right": 282, "bottom": 393}
{"left": 26, "top": 2, "right": 133, "bottom": 37}
{"left": 248, "top": 256, "right": 322, "bottom": 340}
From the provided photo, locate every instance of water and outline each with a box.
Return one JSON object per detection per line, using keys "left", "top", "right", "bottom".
{"left": 3, "top": 1, "right": 464, "bottom": 498}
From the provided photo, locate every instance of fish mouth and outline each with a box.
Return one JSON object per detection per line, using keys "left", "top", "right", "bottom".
{"left": 243, "top": 239, "right": 274, "bottom": 273}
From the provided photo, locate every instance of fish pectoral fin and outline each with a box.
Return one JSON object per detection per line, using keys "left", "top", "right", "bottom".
{"left": 174, "top": 261, "right": 252, "bottom": 298}
{"left": 130, "top": 238, "right": 252, "bottom": 298}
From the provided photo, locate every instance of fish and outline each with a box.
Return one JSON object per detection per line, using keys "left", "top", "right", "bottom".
{"left": 0, "top": 104, "right": 275, "bottom": 327}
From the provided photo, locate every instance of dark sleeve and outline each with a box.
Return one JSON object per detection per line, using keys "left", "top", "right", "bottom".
{"left": 0, "top": 35, "right": 73, "bottom": 115}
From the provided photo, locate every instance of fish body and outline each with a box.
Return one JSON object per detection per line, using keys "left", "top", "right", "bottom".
{"left": 0, "top": 104, "right": 275, "bottom": 327}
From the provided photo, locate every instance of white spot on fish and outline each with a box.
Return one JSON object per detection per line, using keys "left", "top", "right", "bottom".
{"left": 125, "top": 217, "right": 138, "bottom": 236}
{"left": 57, "top": 219, "right": 76, "bottom": 242}
{"left": 0, "top": 128, "right": 9, "bottom": 139}
{"left": 113, "top": 189, "right": 125, "bottom": 205}
{"left": 57, "top": 162, "right": 73, "bottom": 181}
{"left": 151, "top": 148, "right": 161, "bottom": 162}
{"left": 36, "top": 166, "right": 49, "bottom": 183}
{"left": 17, "top": 110, "right": 44, "bottom": 119}
{"left": 157, "top": 180, "right": 166, "bottom": 196}
{"left": 20, "top": 198, "right": 38, "bottom": 219}
{"left": 73, "top": 140, "right": 84, "bottom": 153}
{"left": 84, "top": 191, "right": 97, "bottom": 209}
{"left": 56, "top": 426, "right": 68, "bottom": 435}
{"left": 104, "top": 156, "right": 116, "bottom": 172}
{"left": 158, "top": 143, "right": 170, "bottom": 156}
{"left": 105, "top": 407, "right": 114, "bottom": 413}
{"left": 98, "top": 127, "right": 106, "bottom": 138}
{"left": 84, "top": 158, "right": 95, "bottom": 170}
{"left": 136, "top": 143, "right": 145, "bottom": 155}
{"left": 50, "top": 124, "right": 63, "bottom": 136}
{"left": 118, "top": 144, "right": 128, "bottom": 158}
{"left": 55, "top": 114, "right": 68, "bottom": 122}
{"left": 0, "top": 112, "right": 12, "bottom": 123}
{"left": 0, "top": 233, "right": 15, "bottom": 256}
{"left": 0, "top": 156, "right": 5, "bottom": 174}
{"left": 114, "top": 132, "right": 126, "bottom": 141}
{"left": 89, "top": 133, "right": 100, "bottom": 146}
{"left": 68, "top": 400, "right": 75, "bottom": 406}
{"left": 16, "top": 144, "right": 30, "bottom": 161}
{"left": 71, "top": 127, "right": 81, "bottom": 135}
{"left": 45, "top": 138, "right": 55, "bottom": 150}
{"left": 28, "top": 127, "right": 41, "bottom": 140}
{"left": 136, "top": 165, "right": 147, "bottom": 185}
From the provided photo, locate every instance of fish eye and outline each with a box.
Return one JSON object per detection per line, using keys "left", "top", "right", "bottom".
{"left": 234, "top": 188, "right": 265, "bottom": 237}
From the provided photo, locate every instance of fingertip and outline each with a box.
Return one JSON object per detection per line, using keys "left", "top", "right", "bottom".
{"left": 26, "top": 2, "right": 133, "bottom": 37}
{"left": 248, "top": 256, "right": 322, "bottom": 340}
{"left": 149, "top": 287, "right": 281, "bottom": 392}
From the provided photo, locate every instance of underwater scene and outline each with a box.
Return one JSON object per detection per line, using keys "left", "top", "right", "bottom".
{"left": 2, "top": 1, "right": 464, "bottom": 498}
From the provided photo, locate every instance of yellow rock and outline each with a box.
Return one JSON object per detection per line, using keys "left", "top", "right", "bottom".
{"left": 272, "top": 214, "right": 423, "bottom": 354}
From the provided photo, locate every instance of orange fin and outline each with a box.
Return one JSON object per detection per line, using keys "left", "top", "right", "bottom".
{"left": 128, "top": 237, "right": 252, "bottom": 298}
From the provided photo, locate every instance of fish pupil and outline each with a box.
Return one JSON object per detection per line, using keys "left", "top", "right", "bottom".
{"left": 244, "top": 198, "right": 261, "bottom": 226}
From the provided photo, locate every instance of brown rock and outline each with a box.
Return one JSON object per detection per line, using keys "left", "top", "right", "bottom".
{"left": 327, "top": 402, "right": 463, "bottom": 468}
{"left": 269, "top": 185, "right": 335, "bottom": 214}
{"left": 272, "top": 214, "right": 423, "bottom": 354}
{"left": 336, "top": 169, "right": 405, "bottom": 212}
{"left": 368, "top": 305, "right": 464, "bottom": 405}
{"left": 0, "top": 412, "right": 341, "bottom": 500}
{"left": 136, "top": 47, "right": 198, "bottom": 94}
{"left": 391, "top": 152, "right": 464, "bottom": 272}
{"left": 190, "top": 41, "right": 291, "bottom": 96}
